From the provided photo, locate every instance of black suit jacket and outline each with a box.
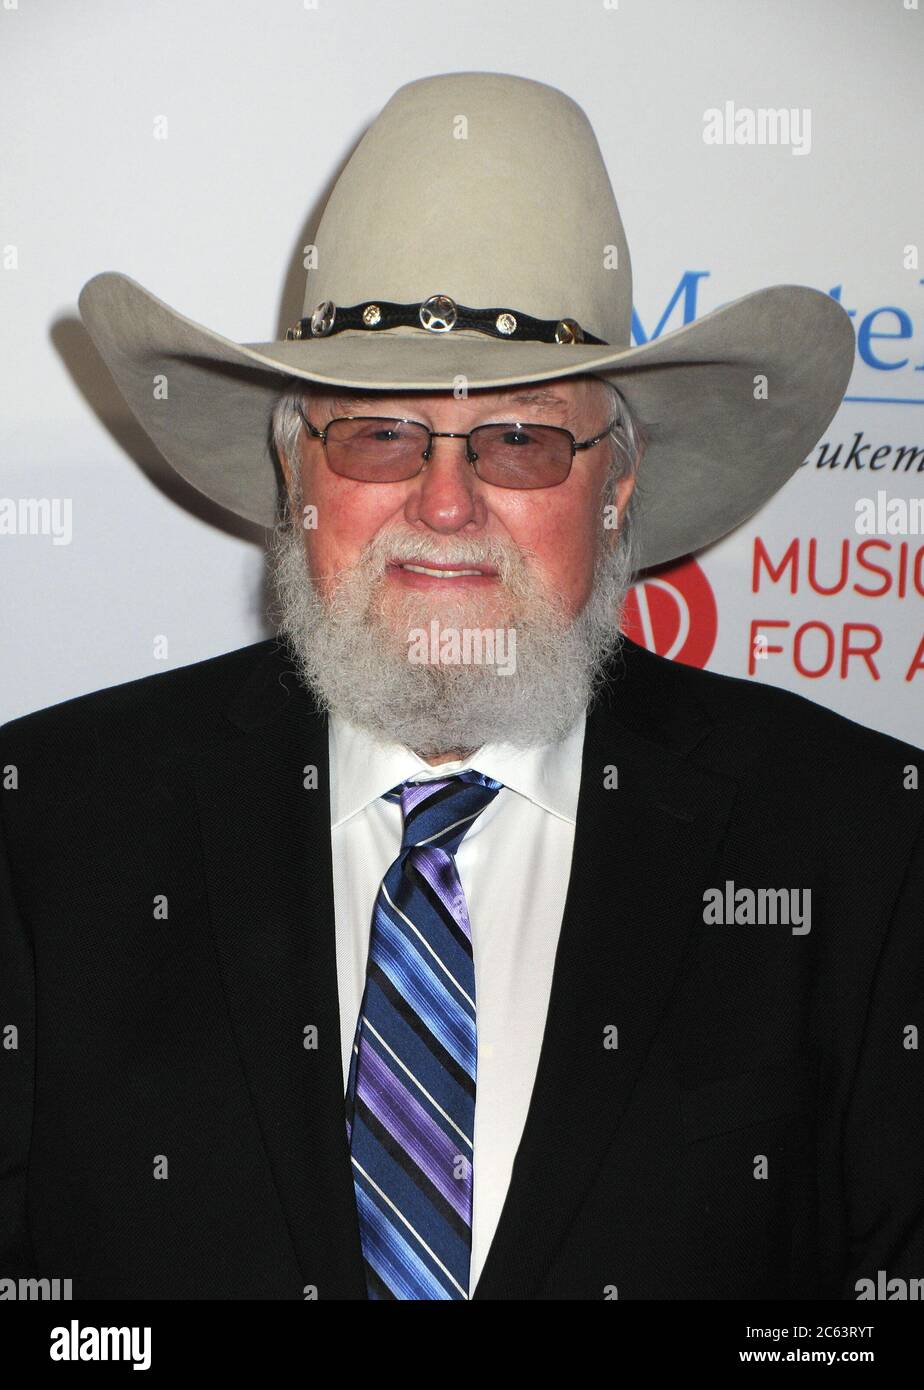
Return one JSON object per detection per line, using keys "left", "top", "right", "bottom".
{"left": 1, "top": 636, "right": 922, "bottom": 1300}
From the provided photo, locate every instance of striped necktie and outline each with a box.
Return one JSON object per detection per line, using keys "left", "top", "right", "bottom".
{"left": 345, "top": 769, "right": 504, "bottom": 1300}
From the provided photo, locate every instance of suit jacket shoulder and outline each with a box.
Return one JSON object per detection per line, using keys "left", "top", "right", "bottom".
{"left": 0, "top": 638, "right": 321, "bottom": 814}
{"left": 601, "top": 635, "right": 923, "bottom": 805}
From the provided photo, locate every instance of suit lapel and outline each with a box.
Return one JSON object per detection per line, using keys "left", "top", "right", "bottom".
{"left": 473, "top": 642, "right": 739, "bottom": 1298}
{"left": 192, "top": 642, "right": 366, "bottom": 1299}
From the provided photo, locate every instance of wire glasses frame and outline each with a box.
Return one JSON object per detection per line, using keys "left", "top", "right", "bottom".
{"left": 294, "top": 399, "right": 619, "bottom": 489}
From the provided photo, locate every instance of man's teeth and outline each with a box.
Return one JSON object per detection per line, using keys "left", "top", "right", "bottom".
{"left": 399, "top": 564, "right": 485, "bottom": 577}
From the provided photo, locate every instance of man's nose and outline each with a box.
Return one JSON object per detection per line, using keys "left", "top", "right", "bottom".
{"left": 405, "top": 434, "right": 486, "bottom": 532}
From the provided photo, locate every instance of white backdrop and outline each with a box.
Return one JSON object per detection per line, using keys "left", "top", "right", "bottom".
{"left": 2, "top": 0, "right": 922, "bottom": 743}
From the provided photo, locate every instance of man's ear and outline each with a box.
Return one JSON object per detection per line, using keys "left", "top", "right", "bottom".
{"left": 615, "top": 470, "right": 637, "bottom": 518}
{"left": 277, "top": 445, "right": 301, "bottom": 513}
{"left": 278, "top": 447, "right": 293, "bottom": 493}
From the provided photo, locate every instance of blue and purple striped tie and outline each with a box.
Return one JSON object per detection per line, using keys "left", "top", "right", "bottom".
{"left": 345, "top": 770, "right": 504, "bottom": 1299}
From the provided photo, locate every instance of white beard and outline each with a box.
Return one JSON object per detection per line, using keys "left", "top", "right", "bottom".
{"left": 268, "top": 512, "right": 634, "bottom": 759}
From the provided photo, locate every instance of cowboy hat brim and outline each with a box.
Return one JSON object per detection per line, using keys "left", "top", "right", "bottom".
{"left": 77, "top": 271, "right": 854, "bottom": 570}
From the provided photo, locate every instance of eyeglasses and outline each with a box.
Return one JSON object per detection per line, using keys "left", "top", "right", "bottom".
{"left": 295, "top": 401, "right": 617, "bottom": 489}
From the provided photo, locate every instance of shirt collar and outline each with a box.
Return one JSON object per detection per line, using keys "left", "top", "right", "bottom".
{"left": 329, "top": 710, "right": 586, "bottom": 829}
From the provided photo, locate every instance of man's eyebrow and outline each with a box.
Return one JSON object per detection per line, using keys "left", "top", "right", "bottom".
{"left": 506, "top": 389, "right": 569, "bottom": 409}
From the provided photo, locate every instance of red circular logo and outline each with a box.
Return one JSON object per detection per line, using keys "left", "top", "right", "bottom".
{"left": 621, "top": 556, "right": 718, "bottom": 668}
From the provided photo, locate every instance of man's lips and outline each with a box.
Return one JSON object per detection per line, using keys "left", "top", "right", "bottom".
{"left": 385, "top": 559, "right": 500, "bottom": 588}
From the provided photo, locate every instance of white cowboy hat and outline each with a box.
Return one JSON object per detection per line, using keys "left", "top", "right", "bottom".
{"left": 78, "top": 70, "right": 854, "bottom": 570}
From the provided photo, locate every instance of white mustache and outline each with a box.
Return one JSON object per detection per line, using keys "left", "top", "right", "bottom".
{"left": 360, "top": 532, "right": 529, "bottom": 582}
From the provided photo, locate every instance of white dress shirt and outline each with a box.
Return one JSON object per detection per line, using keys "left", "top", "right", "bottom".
{"left": 328, "top": 710, "right": 585, "bottom": 1295}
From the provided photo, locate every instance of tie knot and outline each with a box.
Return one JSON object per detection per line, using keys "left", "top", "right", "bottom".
{"left": 384, "top": 770, "right": 504, "bottom": 856}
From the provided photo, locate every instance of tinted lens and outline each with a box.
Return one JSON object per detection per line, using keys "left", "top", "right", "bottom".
{"left": 470, "top": 424, "right": 572, "bottom": 488}
{"left": 325, "top": 417, "right": 429, "bottom": 480}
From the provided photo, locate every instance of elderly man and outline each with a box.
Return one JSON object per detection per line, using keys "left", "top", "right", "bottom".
{"left": 2, "top": 72, "right": 922, "bottom": 1303}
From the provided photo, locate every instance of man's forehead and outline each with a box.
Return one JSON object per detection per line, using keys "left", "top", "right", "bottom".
{"left": 314, "top": 382, "right": 596, "bottom": 415}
